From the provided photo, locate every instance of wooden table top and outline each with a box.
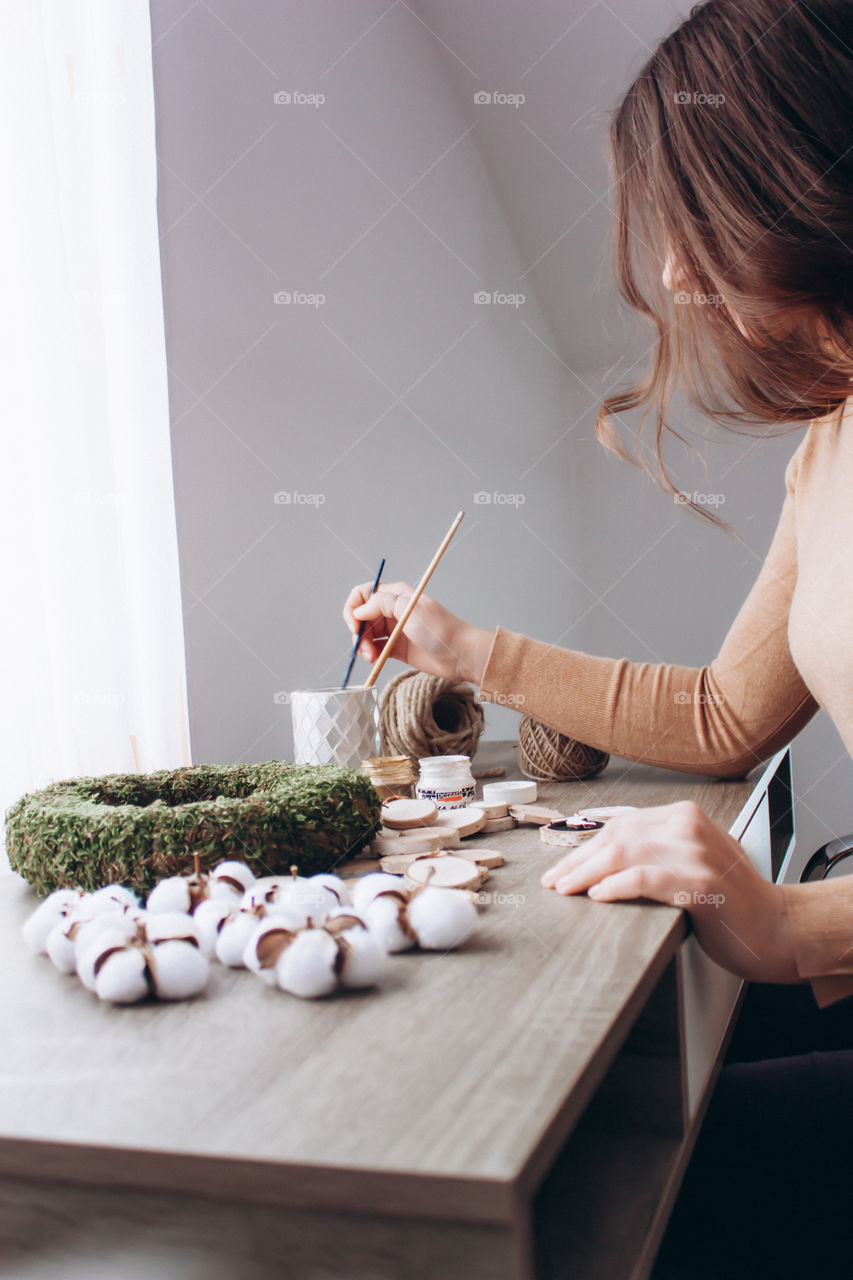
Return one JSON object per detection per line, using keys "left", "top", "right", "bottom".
{"left": 0, "top": 748, "right": 755, "bottom": 1225}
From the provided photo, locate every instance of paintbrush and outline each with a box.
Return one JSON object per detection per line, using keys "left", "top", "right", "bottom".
{"left": 342, "top": 557, "right": 385, "bottom": 689}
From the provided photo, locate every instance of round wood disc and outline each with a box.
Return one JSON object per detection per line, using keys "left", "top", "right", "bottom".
{"left": 480, "top": 815, "right": 517, "bottom": 833}
{"left": 466, "top": 848, "right": 505, "bottom": 868}
{"left": 422, "top": 825, "right": 462, "bottom": 849}
{"left": 380, "top": 798, "right": 439, "bottom": 830}
{"left": 539, "top": 824, "right": 600, "bottom": 849}
{"left": 576, "top": 806, "right": 637, "bottom": 821}
{"left": 405, "top": 855, "right": 483, "bottom": 890}
{"left": 431, "top": 806, "right": 486, "bottom": 838}
{"left": 371, "top": 828, "right": 445, "bottom": 855}
{"left": 474, "top": 800, "right": 509, "bottom": 819}
{"left": 507, "top": 803, "right": 565, "bottom": 826}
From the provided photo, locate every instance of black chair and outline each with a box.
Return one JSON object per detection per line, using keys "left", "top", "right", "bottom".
{"left": 801, "top": 834, "right": 853, "bottom": 882}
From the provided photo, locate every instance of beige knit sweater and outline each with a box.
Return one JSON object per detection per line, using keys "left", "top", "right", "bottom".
{"left": 480, "top": 402, "right": 853, "bottom": 1005}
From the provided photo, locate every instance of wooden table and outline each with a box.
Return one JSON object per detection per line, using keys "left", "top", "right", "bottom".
{"left": 0, "top": 746, "right": 794, "bottom": 1280}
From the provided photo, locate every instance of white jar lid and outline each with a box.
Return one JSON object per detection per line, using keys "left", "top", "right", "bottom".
{"left": 481, "top": 779, "right": 537, "bottom": 805}
{"left": 418, "top": 755, "right": 470, "bottom": 767}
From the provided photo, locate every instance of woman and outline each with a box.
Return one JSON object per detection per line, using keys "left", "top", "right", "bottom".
{"left": 345, "top": 1, "right": 853, "bottom": 1273}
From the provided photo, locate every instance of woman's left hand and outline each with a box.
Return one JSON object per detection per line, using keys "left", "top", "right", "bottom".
{"left": 541, "top": 800, "right": 800, "bottom": 984}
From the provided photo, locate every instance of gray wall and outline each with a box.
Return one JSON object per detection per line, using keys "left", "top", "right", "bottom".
{"left": 150, "top": 0, "right": 853, "bottom": 871}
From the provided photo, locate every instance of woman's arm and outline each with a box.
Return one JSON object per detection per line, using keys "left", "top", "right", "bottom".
{"left": 783, "top": 878, "right": 853, "bottom": 1006}
{"left": 479, "top": 444, "right": 817, "bottom": 777}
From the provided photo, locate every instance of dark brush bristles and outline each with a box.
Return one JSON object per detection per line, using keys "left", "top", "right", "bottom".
{"left": 6, "top": 762, "right": 381, "bottom": 897}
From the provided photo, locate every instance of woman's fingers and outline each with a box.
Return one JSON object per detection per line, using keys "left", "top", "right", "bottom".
{"left": 352, "top": 582, "right": 412, "bottom": 624}
{"left": 343, "top": 581, "right": 412, "bottom": 634}
{"left": 587, "top": 865, "right": 674, "bottom": 903}
{"left": 547, "top": 828, "right": 683, "bottom": 896}
{"left": 540, "top": 828, "right": 637, "bottom": 889}
{"left": 541, "top": 849, "right": 588, "bottom": 888}
{"left": 343, "top": 582, "right": 374, "bottom": 634}
{"left": 552, "top": 842, "right": 628, "bottom": 895}
{"left": 540, "top": 806, "right": 690, "bottom": 889}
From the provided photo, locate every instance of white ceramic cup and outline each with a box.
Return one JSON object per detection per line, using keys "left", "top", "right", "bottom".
{"left": 290, "top": 685, "right": 379, "bottom": 769}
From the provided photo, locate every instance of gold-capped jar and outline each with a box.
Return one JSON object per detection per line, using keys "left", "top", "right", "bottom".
{"left": 361, "top": 755, "right": 416, "bottom": 800}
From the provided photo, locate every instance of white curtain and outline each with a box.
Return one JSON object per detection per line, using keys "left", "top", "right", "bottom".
{"left": 0, "top": 0, "right": 191, "bottom": 859}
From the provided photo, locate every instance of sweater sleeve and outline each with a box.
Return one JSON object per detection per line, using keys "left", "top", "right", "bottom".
{"left": 479, "top": 445, "right": 818, "bottom": 778}
{"left": 782, "top": 880, "right": 853, "bottom": 1007}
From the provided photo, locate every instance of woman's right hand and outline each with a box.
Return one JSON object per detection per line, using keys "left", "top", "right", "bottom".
{"left": 342, "top": 581, "right": 492, "bottom": 685}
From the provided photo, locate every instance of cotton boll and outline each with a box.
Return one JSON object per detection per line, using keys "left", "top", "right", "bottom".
{"left": 243, "top": 912, "right": 304, "bottom": 983}
{"left": 406, "top": 887, "right": 478, "bottom": 951}
{"left": 241, "top": 876, "right": 290, "bottom": 910}
{"left": 362, "top": 894, "right": 414, "bottom": 954}
{"left": 275, "top": 870, "right": 347, "bottom": 920}
{"left": 45, "top": 898, "right": 112, "bottom": 973}
{"left": 275, "top": 929, "right": 339, "bottom": 999}
{"left": 310, "top": 873, "right": 350, "bottom": 905}
{"left": 144, "top": 912, "right": 200, "bottom": 947}
{"left": 146, "top": 877, "right": 192, "bottom": 915}
{"left": 215, "top": 910, "right": 263, "bottom": 968}
{"left": 206, "top": 878, "right": 244, "bottom": 905}
{"left": 210, "top": 861, "right": 255, "bottom": 897}
{"left": 149, "top": 940, "right": 209, "bottom": 1000}
{"left": 337, "top": 925, "right": 388, "bottom": 990}
{"left": 45, "top": 918, "right": 83, "bottom": 974}
{"left": 76, "top": 923, "right": 140, "bottom": 991}
{"left": 94, "top": 947, "right": 150, "bottom": 1004}
{"left": 89, "top": 885, "right": 139, "bottom": 911}
{"left": 352, "top": 873, "right": 406, "bottom": 914}
{"left": 193, "top": 898, "right": 234, "bottom": 958}
{"left": 22, "top": 890, "right": 83, "bottom": 954}
{"left": 73, "top": 911, "right": 142, "bottom": 969}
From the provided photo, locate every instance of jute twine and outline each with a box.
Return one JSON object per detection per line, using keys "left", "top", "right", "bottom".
{"left": 378, "top": 669, "right": 607, "bottom": 784}
{"left": 517, "top": 715, "right": 609, "bottom": 782}
{"left": 379, "top": 670, "right": 485, "bottom": 766}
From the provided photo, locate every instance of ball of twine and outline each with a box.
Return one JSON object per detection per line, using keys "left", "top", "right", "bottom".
{"left": 517, "top": 715, "right": 609, "bottom": 782}
{"left": 379, "top": 669, "right": 485, "bottom": 765}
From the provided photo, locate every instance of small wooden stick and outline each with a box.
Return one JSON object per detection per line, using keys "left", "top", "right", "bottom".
{"left": 364, "top": 511, "right": 464, "bottom": 688}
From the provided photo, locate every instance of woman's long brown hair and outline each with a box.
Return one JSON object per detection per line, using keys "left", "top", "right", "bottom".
{"left": 597, "top": 0, "right": 853, "bottom": 522}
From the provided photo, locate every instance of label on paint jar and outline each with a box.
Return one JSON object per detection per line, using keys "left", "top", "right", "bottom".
{"left": 416, "top": 783, "right": 476, "bottom": 810}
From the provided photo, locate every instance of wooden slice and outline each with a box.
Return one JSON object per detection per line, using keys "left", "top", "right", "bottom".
{"left": 465, "top": 849, "right": 505, "bottom": 869}
{"left": 474, "top": 799, "right": 509, "bottom": 819}
{"left": 430, "top": 806, "right": 486, "bottom": 838}
{"left": 379, "top": 851, "right": 427, "bottom": 874}
{"left": 539, "top": 816, "right": 605, "bottom": 849}
{"left": 426, "top": 825, "right": 462, "bottom": 849}
{"left": 480, "top": 815, "right": 518, "bottom": 833}
{"left": 577, "top": 806, "right": 638, "bottom": 821}
{"left": 381, "top": 797, "right": 439, "bottom": 830}
{"left": 508, "top": 803, "right": 565, "bottom": 826}
{"left": 371, "top": 829, "right": 446, "bottom": 856}
{"left": 404, "top": 854, "right": 484, "bottom": 891}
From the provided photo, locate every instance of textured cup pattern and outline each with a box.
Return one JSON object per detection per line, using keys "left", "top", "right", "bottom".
{"left": 291, "top": 687, "right": 379, "bottom": 769}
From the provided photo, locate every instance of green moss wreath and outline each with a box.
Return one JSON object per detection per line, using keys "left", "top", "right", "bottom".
{"left": 6, "top": 761, "right": 381, "bottom": 897}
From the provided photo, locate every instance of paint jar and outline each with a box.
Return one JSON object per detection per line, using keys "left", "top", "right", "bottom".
{"left": 416, "top": 754, "right": 476, "bottom": 810}
{"left": 361, "top": 756, "right": 416, "bottom": 800}
{"left": 290, "top": 686, "right": 379, "bottom": 770}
